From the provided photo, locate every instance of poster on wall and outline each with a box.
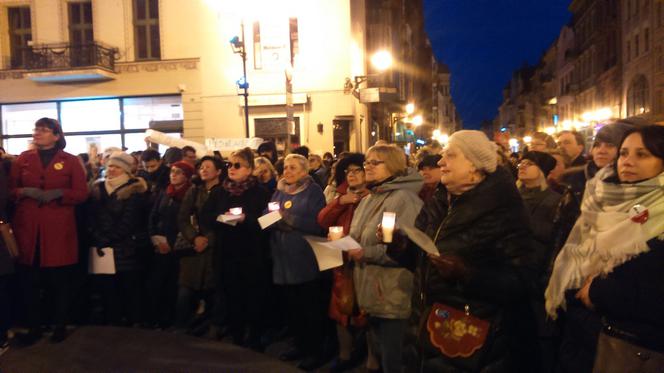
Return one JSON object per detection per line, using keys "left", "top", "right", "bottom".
{"left": 259, "top": 18, "right": 291, "bottom": 71}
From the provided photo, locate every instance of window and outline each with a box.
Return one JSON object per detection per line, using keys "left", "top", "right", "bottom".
{"left": 2, "top": 102, "right": 57, "bottom": 136}
{"left": 68, "top": 2, "right": 94, "bottom": 67}
{"left": 289, "top": 17, "right": 299, "bottom": 67}
{"left": 8, "top": 6, "right": 32, "bottom": 69}
{"left": 252, "top": 21, "right": 261, "bottom": 69}
{"left": 644, "top": 28, "right": 649, "bottom": 53}
{"left": 133, "top": 0, "right": 160, "bottom": 60}
{"left": 635, "top": 34, "right": 639, "bottom": 58}
{"left": 626, "top": 75, "right": 649, "bottom": 117}
{"left": 627, "top": 40, "right": 631, "bottom": 62}
{"left": 122, "top": 96, "right": 182, "bottom": 129}
{"left": 60, "top": 99, "right": 121, "bottom": 132}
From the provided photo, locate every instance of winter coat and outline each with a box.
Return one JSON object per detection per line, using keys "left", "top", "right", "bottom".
{"left": 405, "top": 167, "right": 539, "bottom": 373}
{"left": 149, "top": 186, "right": 191, "bottom": 248}
{"left": 177, "top": 183, "right": 218, "bottom": 290}
{"left": 317, "top": 181, "right": 368, "bottom": 325}
{"left": 519, "top": 187, "right": 561, "bottom": 252}
{"left": 88, "top": 178, "right": 149, "bottom": 272}
{"left": 557, "top": 238, "right": 664, "bottom": 373}
{"left": 350, "top": 170, "right": 423, "bottom": 320}
{"left": 0, "top": 164, "right": 12, "bottom": 276}
{"left": 10, "top": 149, "right": 88, "bottom": 267}
{"left": 269, "top": 177, "right": 326, "bottom": 285}
{"left": 204, "top": 181, "right": 270, "bottom": 263}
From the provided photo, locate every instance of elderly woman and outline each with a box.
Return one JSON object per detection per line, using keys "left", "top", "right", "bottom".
{"left": 176, "top": 156, "right": 224, "bottom": 330}
{"left": 346, "top": 144, "right": 423, "bottom": 373}
{"left": 316, "top": 153, "right": 369, "bottom": 372}
{"left": 10, "top": 118, "right": 88, "bottom": 344}
{"left": 88, "top": 151, "right": 149, "bottom": 327}
{"left": 269, "top": 153, "right": 328, "bottom": 370}
{"left": 392, "top": 131, "right": 538, "bottom": 372}
{"left": 203, "top": 148, "right": 270, "bottom": 348}
{"left": 546, "top": 125, "right": 664, "bottom": 373}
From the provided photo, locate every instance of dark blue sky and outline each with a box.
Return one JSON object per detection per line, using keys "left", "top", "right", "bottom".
{"left": 423, "top": 0, "right": 571, "bottom": 129}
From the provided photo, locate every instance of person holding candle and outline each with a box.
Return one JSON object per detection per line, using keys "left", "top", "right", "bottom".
{"left": 175, "top": 156, "right": 224, "bottom": 331}
{"left": 316, "top": 153, "right": 370, "bottom": 372}
{"left": 147, "top": 160, "right": 194, "bottom": 328}
{"left": 389, "top": 130, "right": 539, "bottom": 372}
{"left": 268, "top": 153, "right": 329, "bottom": 370}
{"left": 346, "top": 145, "right": 424, "bottom": 373}
{"left": 203, "top": 148, "right": 270, "bottom": 349}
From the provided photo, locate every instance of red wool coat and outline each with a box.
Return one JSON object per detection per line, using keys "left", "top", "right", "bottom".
{"left": 10, "top": 149, "right": 88, "bottom": 267}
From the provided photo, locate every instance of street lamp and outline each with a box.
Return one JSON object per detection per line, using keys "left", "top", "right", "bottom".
{"left": 353, "top": 50, "right": 393, "bottom": 90}
{"left": 405, "top": 103, "right": 415, "bottom": 115}
{"left": 230, "top": 23, "right": 250, "bottom": 138}
{"left": 412, "top": 115, "right": 423, "bottom": 127}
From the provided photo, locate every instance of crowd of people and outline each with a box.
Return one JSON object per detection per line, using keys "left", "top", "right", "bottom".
{"left": 0, "top": 116, "right": 662, "bottom": 373}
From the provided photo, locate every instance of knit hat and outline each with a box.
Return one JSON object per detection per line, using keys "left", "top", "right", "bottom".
{"left": 521, "top": 151, "right": 557, "bottom": 177}
{"left": 171, "top": 160, "right": 195, "bottom": 179}
{"left": 594, "top": 122, "right": 634, "bottom": 147}
{"left": 418, "top": 154, "right": 442, "bottom": 170}
{"left": 447, "top": 130, "right": 498, "bottom": 173}
{"left": 107, "top": 151, "right": 135, "bottom": 175}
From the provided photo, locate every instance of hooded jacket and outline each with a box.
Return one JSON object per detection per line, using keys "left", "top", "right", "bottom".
{"left": 350, "top": 169, "right": 423, "bottom": 319}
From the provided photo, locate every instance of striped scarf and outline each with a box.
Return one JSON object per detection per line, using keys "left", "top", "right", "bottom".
{"left": 545, "top": 167, "right": 664, "bottom": 319}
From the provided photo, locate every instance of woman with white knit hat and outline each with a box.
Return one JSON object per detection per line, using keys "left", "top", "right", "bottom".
{"left": 387, "top": 130, "right": 539, "bottom": 372}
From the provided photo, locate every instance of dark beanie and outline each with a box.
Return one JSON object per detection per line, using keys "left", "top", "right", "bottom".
{"left": 418, "top": 154, "right": 442, "bottom": 170}
{"left": 594, "top": 122, "right": 634, "bottom": 147}
{"left": 522, "top": 151, "right": 557, "bottom": 177}
{"left": 334, "top": 152, "right": 365, "bottom": 186}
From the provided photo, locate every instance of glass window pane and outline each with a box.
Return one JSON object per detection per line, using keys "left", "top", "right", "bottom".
{"left": 137, "top": 25, "right": 147, "bottom": 59}
{"left": 123, "top": 96, "right": 182, "bottom": 129}
{"left": 60, "top": 99, "right": 121, "bottom": 132}
{"left": 2, "top": 102, "right": 58, "bottom": 135}
{"left": 124, "top": 132, "right": 180, "bottom": 154}
{"left": 135, "top": 0, "right": 146, "bottom": 20}
{"left": 150, "top": 25, "right": 160, "bottom": 58}
{"left": 65, "top": 133, "right": 122, "bottom": 156}
{"left": 149, "top": 0, "right": 159, "bottom": 18}
{"left": 4, "top": 137, "right": 33, "bottom": 156}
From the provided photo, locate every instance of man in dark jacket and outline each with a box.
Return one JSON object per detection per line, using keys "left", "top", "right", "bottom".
{"left": 139, "top": 149, "right": 170, "bottom": 201}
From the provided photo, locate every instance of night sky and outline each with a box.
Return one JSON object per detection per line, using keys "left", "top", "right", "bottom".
{"left": 423, "top": 0, "right": 571, "bottom": 129}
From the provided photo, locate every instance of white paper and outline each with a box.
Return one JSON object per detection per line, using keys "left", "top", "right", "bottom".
{"left": 88, "top": 247, "right": 116, "bottom": 275}
{"left": 217, "top": 214, "right": 241, "bottom": 226}
{"left": 258, "top": 210, "right": 282, "bottom": 229}
{"left": 150, "top": 235, "right": 167, "bottom": 246}
{"left": 325, "top": 235, "right": 362, "bottom": 251}
{"left": 401, "top": 225, "right": 440, "bottom": 256}
{"left": 304, "top": 236, "right": 344, "bottom": 271}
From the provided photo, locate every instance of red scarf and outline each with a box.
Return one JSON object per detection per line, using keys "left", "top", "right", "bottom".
{"left": 166, "top": 182, "right": 191, "bottom": 201}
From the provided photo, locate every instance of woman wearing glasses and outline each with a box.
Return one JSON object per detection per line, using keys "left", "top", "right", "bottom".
{"left": 346, "top": 144, "right": 423, "bottom": 373}
{"left": 203, "top": 148, "right": 270, "bottom": 349}
{"left": 316, "top": 153, "right": 369, "bottom": 372}
{"left": 268, "top": 153, "right": 328, "bottom": 370}
{"left": 10, "top": 118, "right": 88, "bottom": 344}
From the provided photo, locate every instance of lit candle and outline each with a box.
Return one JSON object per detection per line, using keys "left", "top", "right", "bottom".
{"left": 381, "top": 212, "right": 396, "bottom": 243}
{"left": 229, "top": 207, "right": 243, "bottom": 216}
{"left": 329, "top": 226, "right": 344, "bottom": 241}
{"left": 268, "top": 202, "right": 280, "bottom": 212}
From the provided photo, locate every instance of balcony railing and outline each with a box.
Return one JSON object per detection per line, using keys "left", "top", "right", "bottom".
{"left": 9, "top": 42, "right": 117, "bottom": 72}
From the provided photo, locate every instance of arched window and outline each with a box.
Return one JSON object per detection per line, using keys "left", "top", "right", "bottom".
{"left": 626, "top": 75, "right": 649, "bottom": 116}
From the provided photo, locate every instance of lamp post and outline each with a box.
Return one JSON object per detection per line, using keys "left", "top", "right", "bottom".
{"left": 230, "top": 21, "right": 250, "bottom": 138}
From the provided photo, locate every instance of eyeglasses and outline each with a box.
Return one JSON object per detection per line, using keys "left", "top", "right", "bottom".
{"left": 363, "top": 160, "right": 385, "bottom": 167}
{"left": 225, "top": 161, "right": 246, "bottom": 170}
{"left": 345, "top": 167, "right": 364, "bottom": 175}
{"left": 170, "top": 168, "right": 184, "bottom": 175}
{"left": 33, "top": 127, "right": 54, "bottom": 134}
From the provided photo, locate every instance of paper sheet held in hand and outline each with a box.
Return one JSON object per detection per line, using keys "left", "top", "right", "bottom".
{"left": 401, "top": 225, "right": 440, "bottom": 256}
{"left": 258, "top": 210, "right": 282, "bottom": 229}
{"left": 303, "top": 235, "right": 362, "bottom": 271}
{"left": 217, "top": 214, "right": 241, "bottom": 226}
{"left": 88, "top": 247, "right": 116, "bottom": 274}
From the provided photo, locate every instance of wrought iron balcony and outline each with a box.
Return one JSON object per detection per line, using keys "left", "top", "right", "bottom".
{"left": 10, "top": 42, "right": 117, "bottom": 72}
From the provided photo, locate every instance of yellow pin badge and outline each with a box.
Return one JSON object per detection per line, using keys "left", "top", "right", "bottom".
{"left": 284, "top": 200, "right": 293, "bottom": 209}
{"left": 53, "top": 162, "right": 64, "bottom": 171}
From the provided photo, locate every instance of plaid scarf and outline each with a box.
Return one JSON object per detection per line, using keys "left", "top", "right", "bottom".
{"left": 222, "top": 176, "right": 257, "bottom": 196}
{"left": 545, "top": 167, "right": 664, "bottom": 319}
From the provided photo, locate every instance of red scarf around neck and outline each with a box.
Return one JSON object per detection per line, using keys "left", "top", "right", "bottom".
{"left": 167, "top": 182, "right": 191, "bottom": 201}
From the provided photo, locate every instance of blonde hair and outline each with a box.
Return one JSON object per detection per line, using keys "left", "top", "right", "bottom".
{"left": 366, "top": 144, "right": 408, "bottom": 177}
{"left": 254, "top": 156, "right": 277, "bottom": 178}
{"left": 284, "top": 153, "right": 309, "bottom": 172}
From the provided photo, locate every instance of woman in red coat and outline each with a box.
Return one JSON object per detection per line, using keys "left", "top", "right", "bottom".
{"left": 9, "top": 118, "right": 88, "bottom": 344}
{"left": 316, "top": 153, "right": 369, "bottom": 372}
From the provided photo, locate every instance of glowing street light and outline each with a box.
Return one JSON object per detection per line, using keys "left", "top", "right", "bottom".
{"left": 523, "top": 136, "right": 532, "bottom": 144}
{"left": 371, "top": 50, "right": 393, "bottom": 72}
{"left": 544, "top": 127, "right": 556, "bottom": 135}
{"left": 412, "top": 115, "right": 423, "bottom": 127}
{"left": 405, "top": 103, "right": 415, "bottom": 115}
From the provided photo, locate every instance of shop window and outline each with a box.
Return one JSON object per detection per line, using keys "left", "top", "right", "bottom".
{"left": 2, "top": 102, "right": 57, "bottom": 136}
{"left": 123, "top": 96, "right": 182, "bottom": 129}
{"left": 133, "top": 0, "right": 160, "bottom": 60}
{"left": 60, "top": 99, "right": 121, "bottom": 132}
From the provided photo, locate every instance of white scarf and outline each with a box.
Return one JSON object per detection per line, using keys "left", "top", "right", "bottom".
{"left": 545, "top": 167, "right": 664, "bottom": 319}
{"left": 104, "top": 173, "right": 130, "bottom": 195}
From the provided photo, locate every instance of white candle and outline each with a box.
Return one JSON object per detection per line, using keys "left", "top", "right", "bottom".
{"left": 381, "top": 212, "right": 396, "bottom": 243}
{"left": 268, "top": 202, "right": 280, "bottom": 212}
{"left": 329, "top": 226, "right": 344, "bottom": 241}
{"left": 229, "top": 207, "right": 243, "bottom": 216}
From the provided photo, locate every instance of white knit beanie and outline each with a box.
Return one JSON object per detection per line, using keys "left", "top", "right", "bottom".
{"left": 107, "top": 151, "right": 135, "bottom": 175}
{"left": 447, "top": 130, "right": 498, "bottom": 173}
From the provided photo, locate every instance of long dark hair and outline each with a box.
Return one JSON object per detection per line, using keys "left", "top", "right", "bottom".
{"left": 614, "top": 124, "right": 664, "bottom": 171}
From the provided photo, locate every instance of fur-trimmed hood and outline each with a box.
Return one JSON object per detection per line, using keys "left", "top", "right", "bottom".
{"left": 91, "top": 177, "right": 148, "bottom": 201}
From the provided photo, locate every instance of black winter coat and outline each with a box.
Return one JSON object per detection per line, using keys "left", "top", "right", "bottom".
{"left": 88, "top": 178, "right": 150, "bottom": 272}
{"left": 557, "top": 238, "right": 664, "bottom": 373}
{"left": 402, "top": 167, "right": 540, "bottom": 373}
{"left": 0, "top": 164, "right": 11, "bottom": 276}
{"left": 149, "top": 186, "right": 190, "bottom": 248}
